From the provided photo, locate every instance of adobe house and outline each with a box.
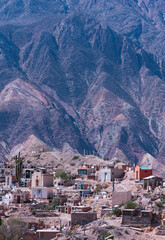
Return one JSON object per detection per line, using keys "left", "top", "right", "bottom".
{"left": 143, "top": 175, "right": 163, "bottom": 190}
{"left": 31, "top": 168, "right": 53, "bottom": 188}
{"left": 77, "top": 167, "right": 95, "bottom": 179}
{"left": 122, "top": 209, "right": 153, "bottom": 227}
{"left": 101, "top": 167, "right": 124, "bottom": 182}
{"left": 112, "top": 191, "right": 132, "bottom": 207}
{"left": 12, "top": 189, "right": 30, "bottom": 204}
{"left": 121, "top": 164, "right": 134, "bottom": 171}
{"left": 135, "top": 165, "right": 152, "bottom": 180}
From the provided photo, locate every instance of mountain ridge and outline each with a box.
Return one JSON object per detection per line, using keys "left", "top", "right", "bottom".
{"left": 0, "top": 0, "right": 164, "bottom": 173}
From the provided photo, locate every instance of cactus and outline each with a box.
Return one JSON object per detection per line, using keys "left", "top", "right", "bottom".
{"left": 15, "top": 152, "right": 23, "bottom": 187}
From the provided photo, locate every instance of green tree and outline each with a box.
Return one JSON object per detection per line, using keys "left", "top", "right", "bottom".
{"left": 55, "top": 169, "right": 70, "bottom": 181}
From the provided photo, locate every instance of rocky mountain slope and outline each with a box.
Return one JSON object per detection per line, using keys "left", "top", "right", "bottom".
{"left": 0, "top": 0, "right": 164, "bottom": 169}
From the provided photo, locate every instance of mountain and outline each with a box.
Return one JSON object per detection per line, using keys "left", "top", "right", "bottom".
{"left": 0, "top": 0, "right": 164, "bottom": 172}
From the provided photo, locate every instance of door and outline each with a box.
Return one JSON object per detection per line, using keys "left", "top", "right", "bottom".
{"left": 136, "top": 171, "right": 138, "bottom": 180}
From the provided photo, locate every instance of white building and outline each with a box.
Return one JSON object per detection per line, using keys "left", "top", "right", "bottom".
{"left": 31, "top": 169, "right": 54, "bottom": 188}
{"left": 31, "top": 187, "right": 53, "bottom": 200}
{"left": 2, "top": 193, "right": 13, "bottom": 205}
{"left": 100, "top": 167, "right": 124, "bottom": 182}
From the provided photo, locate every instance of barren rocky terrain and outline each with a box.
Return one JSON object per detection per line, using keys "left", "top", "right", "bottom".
{"left": 0, "top": 0, "right": 164, "bottom": 173}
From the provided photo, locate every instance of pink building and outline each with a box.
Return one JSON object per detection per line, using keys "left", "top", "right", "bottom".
{"left": 135, "top": 165, "right": 152, "bottom": 180}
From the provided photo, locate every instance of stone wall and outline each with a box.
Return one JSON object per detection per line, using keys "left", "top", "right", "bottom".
{"left": 71, "top": 212, "right": 97, "bottom": 226}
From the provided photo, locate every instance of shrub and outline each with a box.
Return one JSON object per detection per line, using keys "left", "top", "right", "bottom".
{"left": 125, "top": 200, "right": 137, "bottom": 209}
{"left": 112, "top": 207, "right": 122, "bottom": 217}
{"left": 103, "top": 157, "right": 109, "bottom": 161}
{"left": 94, "top": 185, "right": 102, "bottom": 194}
{"left": 118, "top": 203, "right": 124, "bottom": 208}
{"left": 114, "top": 160, "right": 121, "bottom": 165}
{"left": 72, "top": 155, "right": 79, "bottom": 160}
{"left": 46, "top": 198, "right": 60, "bottom": 210}
{"left": 70, "top": 163, "right": 75, "bottom": 166}
{"left": 156, "top": 201, "right": 164, "bottom": 208}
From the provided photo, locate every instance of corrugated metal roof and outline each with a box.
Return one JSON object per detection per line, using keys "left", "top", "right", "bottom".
{"left": 143, "top": 175, "right": 162, "bottom": 180}
{"left": 143, "top": 175, "right": 155, "bottom": 179}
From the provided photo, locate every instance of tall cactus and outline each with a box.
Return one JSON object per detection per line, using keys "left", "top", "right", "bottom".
{"left": 15, "top": 152, "right": 23, "bottom": 187}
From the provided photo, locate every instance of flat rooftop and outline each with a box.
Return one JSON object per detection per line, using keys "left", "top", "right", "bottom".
{"left": 139, "top": 166, "right": 151, "bottom": 170}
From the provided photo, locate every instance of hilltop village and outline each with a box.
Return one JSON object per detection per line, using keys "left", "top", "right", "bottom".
{"left": 0, "top": 152, "right": 165, "bottom": 240}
